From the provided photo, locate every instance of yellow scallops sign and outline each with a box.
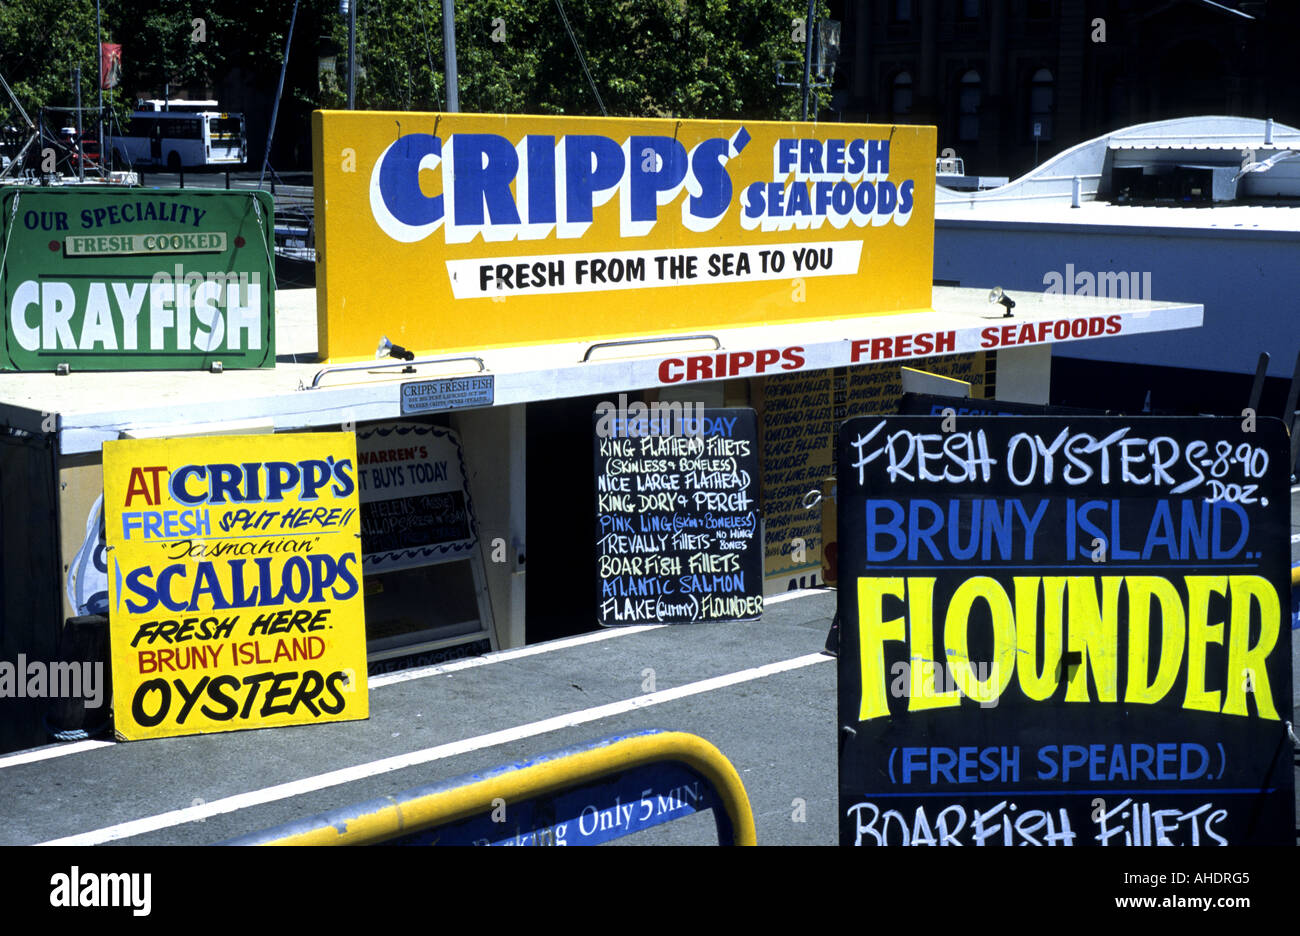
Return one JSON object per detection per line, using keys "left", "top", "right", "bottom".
{"left": 312, "top": 111, "right": 936, "bottom": 360}
{"left": 103, "top": 433, "right": 369, "bottom": 740}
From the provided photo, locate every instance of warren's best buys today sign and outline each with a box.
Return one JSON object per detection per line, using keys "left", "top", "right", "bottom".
{"left": 103, "top": 433, "right": 368, "bottom": 740}
{"left": 312, "top": 112, "right": 936, "bottom": 360}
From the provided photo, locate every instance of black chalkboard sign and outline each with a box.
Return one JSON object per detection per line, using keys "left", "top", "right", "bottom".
{"left": 356, "top": 422, "right": 477, "bottom": 573}
{"left": 594, "top": 405, "right": 762, "bottom": 625}
{"left": 897, "top": 391, "right": 1103, "bottom": 417}
{"left": 837, "top": 415, "right": 1294, "bottom": 846}
{"left": 361, "top": 491, "right": 470, "bottom": 554}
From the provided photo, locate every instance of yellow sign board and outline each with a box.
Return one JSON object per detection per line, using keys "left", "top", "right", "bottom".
{"left": 103, "top": 433, "right": 369, "bottom": 740}
{"left": 313, "top": 111, "right": 936, "bottom": 360}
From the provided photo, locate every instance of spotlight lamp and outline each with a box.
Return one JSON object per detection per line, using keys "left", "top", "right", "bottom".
{"left": 376, "top": 336, "right": 415, "bottom": 361}
{"left": 988, "top": 287, "right": 1015, "bottom": 317}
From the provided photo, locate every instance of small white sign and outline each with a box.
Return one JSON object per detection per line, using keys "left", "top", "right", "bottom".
{"left": 401, "top": 375, "right": 495, "bottom": 414}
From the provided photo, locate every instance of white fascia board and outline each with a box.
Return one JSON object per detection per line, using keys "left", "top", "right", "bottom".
{"left": 50, "top": 289, "right": 1203, "bottom": 456}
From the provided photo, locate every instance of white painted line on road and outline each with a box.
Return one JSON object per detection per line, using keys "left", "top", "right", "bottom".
{"left": 371, "top": 625, "right": 665, "bottom": 688}
{"left": 38, "top": 651, "right": 832, "bottom": 846}
{"left": 0, "top": 740, "right": 114, "bottom": 771}
{"left": 1293, "top": 533, "right": 1300, "bottom": 544}
{"left": 0, "top": 628, "right": 668, "bottom": 769}
{"left": 764, "top": 588, "right": 828, "bottom": 606}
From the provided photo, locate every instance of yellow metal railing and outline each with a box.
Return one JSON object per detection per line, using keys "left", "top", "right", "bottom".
{"left": 223, "top": 729, "right": 756, "bottom": 846}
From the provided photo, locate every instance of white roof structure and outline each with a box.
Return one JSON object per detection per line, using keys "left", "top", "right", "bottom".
{"left": 937, "top": 115, "right": 1300, "bottom": 228}
{"left": 0, "top": 286, "right": 1201, "bottom": 456}
{"left": 941, "top": 197, "right": 1300, "bottom": 232}
{"left": 932, "top": 116, "right": 1300, "bottom": 381}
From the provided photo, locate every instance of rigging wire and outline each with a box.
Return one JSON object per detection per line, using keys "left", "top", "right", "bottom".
{"left": 553, "top": 0, "right": 606, "bottom": 116}
{"left": 413, "top": 0, "right": 444, "bottom": 110}
{"left": 369, "top": 0, "right": 406, "bottom": 107}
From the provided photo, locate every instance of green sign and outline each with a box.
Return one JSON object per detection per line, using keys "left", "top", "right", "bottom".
{"left": 0, "top": 187, "right": 275, "bottom": 371}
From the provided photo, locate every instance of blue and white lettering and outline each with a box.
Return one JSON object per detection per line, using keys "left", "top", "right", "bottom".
{"left": 369, "top": 126, "right": 918, "bottom": 244}
{"left": 369, "top": 134, "right": 446, "bottom": 243}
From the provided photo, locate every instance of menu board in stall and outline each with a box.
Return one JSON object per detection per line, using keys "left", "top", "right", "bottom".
{"left": 837, "top": 415, "right": 1294, "bottom": 845}
{"left": 760, "top": 353, "right": 990, "bottom": 593}
{"left": 760, "top": 369, "right": 834, "bottom": 592}
{"left": 355, "top": 422, "right": 476, "bottom": 573}
{"left": 594, "top": 407, "right": 762, "bottom": 625}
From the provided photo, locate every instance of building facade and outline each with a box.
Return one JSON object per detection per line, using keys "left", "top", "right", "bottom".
{"left": 831, "top": 0, "right": 1298, "bottom": 178}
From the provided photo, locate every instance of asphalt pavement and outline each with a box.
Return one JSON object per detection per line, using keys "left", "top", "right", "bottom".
{"left": 0, "top": 485, "right": 1295, "bottom": 847}
{"left": 0, "top": 591, "right": 840, "bottom": 847}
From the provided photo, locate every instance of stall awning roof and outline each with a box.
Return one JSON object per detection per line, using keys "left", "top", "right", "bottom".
{"left": 0, "top": 287, "right": 1202, "bottom": 456}
{"left": 937, "top": 198, "right": 1300, "bottom": 232}
{"left": 1106, "top": 141, "right": 1300, "bottom": 151}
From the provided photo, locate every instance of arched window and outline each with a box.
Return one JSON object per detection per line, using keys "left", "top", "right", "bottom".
{"left": 1030, "top": 68, "right": 1054, "bottom": 140}
{"left": 958, "top": 70, "right": 981, "bottom": 142}
{"left": 892, "top": 71, "right": 913, "bottom": 116}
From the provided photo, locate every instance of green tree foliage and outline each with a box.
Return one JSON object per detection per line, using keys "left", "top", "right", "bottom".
{"left": 2, "top": 0, "right": 834, "bottom": 169}
{"left": 110, "top": 0, "right": 230, "bottom": 95}
{"left": 0, "top": 1, "right": 305, "bottom": 116}
{"left": 104, "top": 1, "right": 317, "bottom": 112}
{"left": 0, "top": 0, "right": 98, "bottom": 123}
{"left": 2, "top": 0, "right": 829, "bottom": 120}
{"left": 329, "top": 0, "right": 830, "bottom": 120}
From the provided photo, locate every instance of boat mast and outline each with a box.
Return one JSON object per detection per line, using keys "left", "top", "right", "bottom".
{"left": 0, "top": 71, "right": 37, "bottom": 181}
{"left": 96, "top": 0, "right": 104, "bottom": 171}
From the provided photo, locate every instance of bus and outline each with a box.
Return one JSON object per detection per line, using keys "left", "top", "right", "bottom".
{"left": 109, "top": 100, "right": 246, "bottom": 170}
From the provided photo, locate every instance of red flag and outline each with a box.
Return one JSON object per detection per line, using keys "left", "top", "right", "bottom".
{"left": 100, "top": 43, "right": 122, "bottom": 90}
